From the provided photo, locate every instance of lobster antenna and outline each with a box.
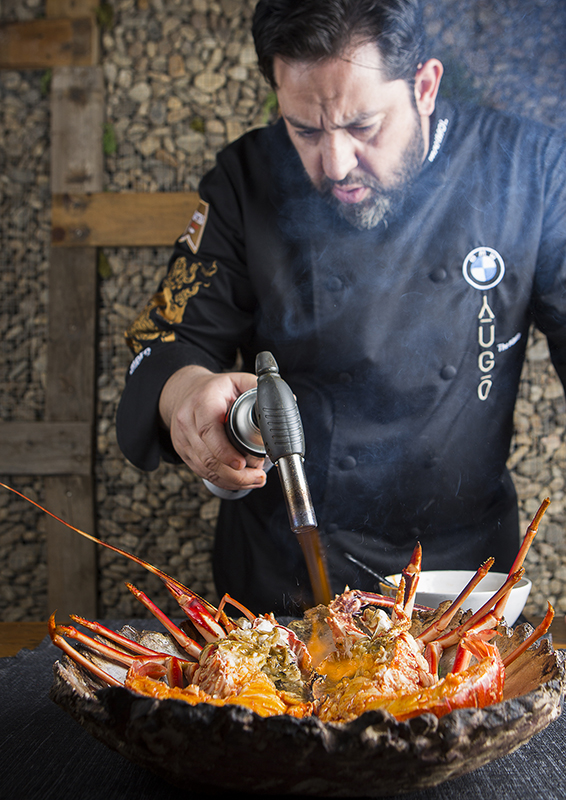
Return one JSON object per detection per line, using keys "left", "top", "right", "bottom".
{"left": 0, "top": 482, "right": 188, "bottom": 593}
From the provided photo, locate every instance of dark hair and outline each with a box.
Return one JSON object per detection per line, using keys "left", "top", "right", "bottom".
{"left": 252, "top": 0, "right": 426, "bottom": 88}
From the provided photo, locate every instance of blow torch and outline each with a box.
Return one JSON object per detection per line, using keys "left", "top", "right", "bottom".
{"left": 203, "top": 351, "right": 333, "bottom": 606}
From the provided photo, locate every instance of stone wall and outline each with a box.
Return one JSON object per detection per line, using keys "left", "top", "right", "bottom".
{"left": 1, "top": 0, "right": 565, "bottom": 622}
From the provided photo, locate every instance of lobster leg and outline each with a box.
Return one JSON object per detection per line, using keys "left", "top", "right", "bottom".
{"left": 125, "top": 583, "right": 203, "bottom": 657}
{"left": 401, "top": 543, "right": 422, "bottom": 617}
{"left": 492, "top": 497, "right": 550, "bottom": 623}
{"left": 69, "top": 615, "right": 175, "bottom": 657}
{"left": 418, "top": 557, "right": 495, "bottom": 645}
{"left": 49, "top": 614, "right": 123, "bottom": 687}
{"left": 507, "top": 498, "right": 550, "bottom": 577}
{"left": 433, "top": 568, "right": 526, "bottom": 650}
{"left": 49, "top": 613, "right": 195, "bottom": 688}
{"left": 503, "top": 603, "right": 555, "bottom": 668}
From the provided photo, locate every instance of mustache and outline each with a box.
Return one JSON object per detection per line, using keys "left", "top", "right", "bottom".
{"left": 320, "top": 172, "right": 384, "bottom": 196}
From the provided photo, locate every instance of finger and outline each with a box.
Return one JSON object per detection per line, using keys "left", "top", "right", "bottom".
{"left": 193, "top": 408, "right": 248, "bottom": 471}
{"left": 171, "top": 415, "right": 265, "bottom": 490}
{"left": 209, "top": 462, "right": 268, "bottom": 492}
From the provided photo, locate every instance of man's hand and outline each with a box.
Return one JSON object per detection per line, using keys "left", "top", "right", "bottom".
{"left": 158, "top": 365, "right": 267, "bottom": 491}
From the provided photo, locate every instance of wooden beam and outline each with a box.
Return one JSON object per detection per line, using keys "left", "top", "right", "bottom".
{"left": 46, "top": 0, "right": 100, "bottom": 17}
{"left": 46, "top": 64, "right": 103, "bottom": 619}
{"left": 51, "top": 191, "right": 199, "bottom": 246}
{"left": 45, "top": 247, "right": 98, "bottom": 618}
{"left": 46, "top": 474, "right": 99, "bottom": 620}
{"left": 0, "top": 18, "right": 98, "bottom": 69}
{"left": 51, "top": 68, "right": 104, "bottom": 194}
{"left": 46, "top": 249, "right": 98, "bottom": 421}
{"left": 0, "top": 421, "right": 92, "bottom": 475}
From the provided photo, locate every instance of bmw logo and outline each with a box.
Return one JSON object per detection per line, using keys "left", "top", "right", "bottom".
{"left": 462, "top": 247, "right": 505, "bottom": 290}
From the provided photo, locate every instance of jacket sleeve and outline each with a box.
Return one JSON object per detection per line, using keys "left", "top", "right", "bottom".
{"left": 116, "top": 149, "right": 258, "bottom": 471}
{"left": 531, "top": 130, "right": 566, "bottom": 387}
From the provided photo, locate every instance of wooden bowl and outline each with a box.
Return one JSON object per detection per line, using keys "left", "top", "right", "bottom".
{"left": 49, "top": 617, "right": 565, "bottom": 796}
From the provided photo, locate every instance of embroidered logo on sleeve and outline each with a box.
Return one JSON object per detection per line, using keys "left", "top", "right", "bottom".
{"left": 178, "top": 199, "right": 210, "bottom": 254}
{"left": 124, "top": 257, "right": 218, "bottom": 353}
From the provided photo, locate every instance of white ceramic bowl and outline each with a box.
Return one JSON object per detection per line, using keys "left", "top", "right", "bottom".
{"left": 384, "top": 570, "right": 532, "bottom": 627}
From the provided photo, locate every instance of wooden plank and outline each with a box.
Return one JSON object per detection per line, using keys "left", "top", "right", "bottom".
{"left": 46, "top": 64, "right": 103, "bottom": 619}
{"left": 0, "top": 421, "right": 92, "bottom": 475}
{"left": 46, "top": 474, "right": 98, "bottom": 619}
{"left": 44, "top": 247, "right": 98, "bottom": 616}
{"left": 51, "top": 67, "right": 104, "bottom": 194}
{"left": 0, "top": 622, "right": 48, "bottom": 657}
{"left": 0, "top": 18, "right": 98, "bottom": 69}
{"left": 46, "top": 248, "right": 98, "bottom": 421}
{"left": 52, "top": 191, "right": 199, "bottom": 246}
{"left": 47, "top": 0, "right": 100, "bottom": 17}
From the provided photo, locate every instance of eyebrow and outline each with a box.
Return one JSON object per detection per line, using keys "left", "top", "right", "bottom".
{"left": 284, "top": 110, "right": 381, "bottom": 131}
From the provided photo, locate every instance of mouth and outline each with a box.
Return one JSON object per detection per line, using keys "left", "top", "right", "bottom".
{"left": 331, "top": 184, "right": 371, "bottom": 204}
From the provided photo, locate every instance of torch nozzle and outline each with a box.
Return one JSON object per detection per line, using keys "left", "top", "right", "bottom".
{"left": 276, "top": 453, "right": 318, "bottom": 533}
{"left": 254, "top": 351, "right": 331, "bottom": 605}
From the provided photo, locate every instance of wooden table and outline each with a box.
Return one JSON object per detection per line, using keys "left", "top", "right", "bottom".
{"left": 0, "top": 621, "right": 48, "bottom": 657}
{"left": 1, "top": 616, "right": 565, "bottom": 658}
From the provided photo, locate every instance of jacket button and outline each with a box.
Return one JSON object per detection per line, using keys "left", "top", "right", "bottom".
{"left": 326, "top": 523, "right": 338, "bottom": 534}
{"left": 440, "top": 365, "right": 457, "bottom": 380}
{"left": 430, "top": 268, "right": 447, "bottom": 282}
{"left": 339, "top": 456, "right": 357, "bottom": 471}
{"left": 325, "top": 276, "right": 344, "bottom": 291}
{"left": 339, "top": 372, "right": 352, "bottom": 384}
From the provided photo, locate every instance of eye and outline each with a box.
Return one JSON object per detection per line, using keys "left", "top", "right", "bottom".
{"left": 294, "top": 128, "right": 320, "bottom": 140}
{"left": 348, "top": 124, "right": 377, "bottom": 138}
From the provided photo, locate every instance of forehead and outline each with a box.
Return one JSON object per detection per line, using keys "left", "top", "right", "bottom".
{"left": 274, "top": 43, "right": 410, "bottom": 123}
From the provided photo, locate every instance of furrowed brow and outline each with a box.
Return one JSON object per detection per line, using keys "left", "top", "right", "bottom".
{"left": 284, "top": 114, "right": 319, "bottom": 131}
{"left": 284, "top": 110, "right": 381, "bottom": 131}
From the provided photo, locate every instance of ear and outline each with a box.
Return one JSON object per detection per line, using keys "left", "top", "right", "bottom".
{"left": 414, "top": 59, "right": 444, "bottom": 117}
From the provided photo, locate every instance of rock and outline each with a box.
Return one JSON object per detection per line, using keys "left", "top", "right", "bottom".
{"left": 137, "top": 134, "right": 161, "bottom": 156}
{"left": 168, "top": 53, "right": 185, "bottom": 78}
{"left": 227, "top": 65, "right": 248, "bottom": 81}
{"left": 129, "top": 82, "right": 152, "bottom": 103}
{"left": 176, "top": 130, "right": 205, "bottom": 153}
{"left": 194, "top": 70, "right": 227, "bottom": 93}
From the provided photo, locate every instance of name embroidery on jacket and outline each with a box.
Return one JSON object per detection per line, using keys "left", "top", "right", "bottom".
{"left": 129, "top": 346, "right": 152, "bottom": 375}
{"left": 477, "top": 295, "right": 495, "bottom": 401}
{"left": 497, "top": 332, "right": 521, "bottom": 353}
{"left": 428, "top": 118, "right": 449, "bottom": 162}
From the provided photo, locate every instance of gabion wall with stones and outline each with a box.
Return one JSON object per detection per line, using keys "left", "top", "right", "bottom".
{"left": 1, "top": 0, "right": 566, "bottom": 622}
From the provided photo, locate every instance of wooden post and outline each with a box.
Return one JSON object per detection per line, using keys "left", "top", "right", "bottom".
{"left": 46, "top": 54, "right": 103, "bottom": 616}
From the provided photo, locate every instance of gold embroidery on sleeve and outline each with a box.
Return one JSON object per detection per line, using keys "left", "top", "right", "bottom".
{"left": 125, "top": 258, "right": 218, "bottom": 353}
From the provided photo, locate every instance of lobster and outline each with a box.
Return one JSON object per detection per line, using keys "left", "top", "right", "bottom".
{"left": 0, "top": 483, "right": 555, "bottom": 723}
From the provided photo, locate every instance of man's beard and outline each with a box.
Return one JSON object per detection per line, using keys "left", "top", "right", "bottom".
{"left": 318, "top": 121, "right": 425, "bottom": 230}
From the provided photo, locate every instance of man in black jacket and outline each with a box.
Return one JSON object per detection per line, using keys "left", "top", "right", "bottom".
{"left": 117, "top": 0, "right": 566, "bottom": 612}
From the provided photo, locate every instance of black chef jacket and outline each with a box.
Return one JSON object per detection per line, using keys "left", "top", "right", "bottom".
{"left": 117, "top": 98, "right": 566, "bottom": 614}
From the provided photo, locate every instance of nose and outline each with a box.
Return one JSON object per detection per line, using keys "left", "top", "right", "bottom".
{"left": 321, "top": 132, "right": 358, "bottom": 182}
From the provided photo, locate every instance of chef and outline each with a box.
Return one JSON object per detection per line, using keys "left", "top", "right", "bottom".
{"left": 116, "top": 0, "right": 566, "bottom": 613}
